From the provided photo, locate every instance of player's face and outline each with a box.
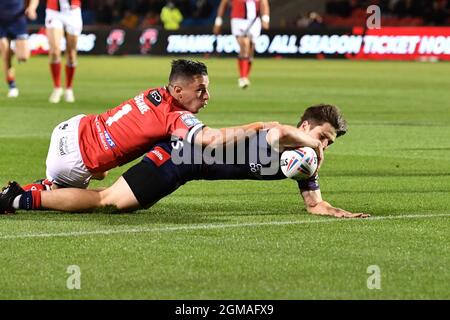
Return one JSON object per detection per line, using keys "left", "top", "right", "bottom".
{"left": 178, "top": 75, "right": 210, "bottom": 113}
{"left": 305, "top": 121, "right": 337, "bottom": 150}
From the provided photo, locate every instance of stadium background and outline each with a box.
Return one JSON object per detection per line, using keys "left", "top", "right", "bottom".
{"left": 0, "top": 0, "right": 449, "bottom": 301}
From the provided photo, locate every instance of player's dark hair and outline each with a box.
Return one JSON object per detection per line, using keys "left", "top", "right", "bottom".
{"left": 169, "top": 59, "right": 208, "bottom": 83}
{"left": 298, "top": 104, "right": 347, "bottom": 137}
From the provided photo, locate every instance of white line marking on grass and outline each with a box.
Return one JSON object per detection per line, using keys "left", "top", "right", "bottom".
{"left": 0, "top": 213, "right": 449, "bottom": 241}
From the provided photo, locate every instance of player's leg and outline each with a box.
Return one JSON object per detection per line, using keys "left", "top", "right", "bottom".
{"left": 45, "top": 154, "right": 185, "bottom": 212}
{"left": 248, "top": 41, "right": 255, "bottom": 77}
{"left": 246, "top": 18, "right": 261, "bottom": 83}
{"left": 47, "top": 27, "right": 64, "bottom": 103}
{"left": 0, "top": 176, "right": 140, "bottom": 213}
{"left": 46, "top": 9, "right": 64, "bottom": 103}
{"left": 63, "top": 33, "right": 78, "bottom": 102}
{"left": 1, "top": 15, "right": 30, "bottom": 97}
{"left": 0, "top": 158, "right": 179, "bottom": 213}
{"left": 0, "top": 37, "right": 18, "bottom": 97}
{"left": 236, "top": 36, "right": 251, "bottom": 89}
{"left": 41, "top": 176, "right": 140, "bottom": 211}
{"left": 63, "top": 8, "right": 82, "bottom": 103}
{"left": 14, "top": 38, "right": 30, "bottom": 62}
{"left": 231, "top": 18, "right": 252, "bottom": 89}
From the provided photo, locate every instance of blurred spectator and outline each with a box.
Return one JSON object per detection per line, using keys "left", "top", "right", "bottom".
{"left": 308, "top": 11, "right": 324, "bottom": 28}
{"left": 120, "top": 9, "right": 139, "bottom": 28}
{"left": 295, "top": 11, "right": 325, "bottom": 28}
{"left": 192, "top": 0, "right": 213, "bottom": 19}
{"left": 140, "top": 11, "right": 161, "bottom": 28}
{"left": 295, "top": 13, "right": 311, "bottom": 28}
{"left": 324, "top": 0, "right": 450, "bottom": 26}
{"left": 326, "top": 0, "right": 353, "bottom": 17}
{"left": 424, "top": 0, "right": 448, "bottom": 25}
{"left": 160, "top": 1, "right": 183, "bottom": 30}
{"left": 393, "top": 0, "right": 422, "bottom": 17}
{"left": 178, "top": 0, "right": 193, "bottom": 18}
{"left": 135, "top": 0, "right": 150, "bottom": 13}
{"left": 95, "top": 0, "right": 117, "bottom": 25}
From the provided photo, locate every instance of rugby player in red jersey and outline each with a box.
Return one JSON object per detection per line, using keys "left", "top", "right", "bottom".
{"left": 213, "top": 0, "right": 270, "bottom": 89}
{"left": 10, "top": 59, "right": 277, "bottom": 194}
{"left": 45, "top": 0, "right": 82, "bottom": 103}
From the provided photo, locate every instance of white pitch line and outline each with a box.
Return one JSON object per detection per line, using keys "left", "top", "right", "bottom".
{"left": 0, "top": 213, "right": 449, "bottom": 241}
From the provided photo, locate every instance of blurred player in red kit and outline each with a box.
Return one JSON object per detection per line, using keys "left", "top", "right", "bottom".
{"left": 213, "top": 0, "right": 270, "bottom": 89}
{"left": 45, "top": 0, "right": 82, "bottom": 103}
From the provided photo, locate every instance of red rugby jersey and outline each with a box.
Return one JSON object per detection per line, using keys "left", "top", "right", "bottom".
{"left": 77, "top": 87, "right": 204, "bottom": 173}
{"left": 46, "top": 0, "right": 81, "bottom": 11}
{"left": 231, "top": 0, "right": 261, "bottom": 19}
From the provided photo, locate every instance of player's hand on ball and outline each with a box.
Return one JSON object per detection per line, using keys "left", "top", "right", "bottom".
{"left": 314, "top": 142, "right": 324, "bottom": 170}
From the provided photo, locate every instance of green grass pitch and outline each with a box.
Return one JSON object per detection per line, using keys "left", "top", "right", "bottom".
{"left": 0, "top": 56, "right": 449, "bottom": 299}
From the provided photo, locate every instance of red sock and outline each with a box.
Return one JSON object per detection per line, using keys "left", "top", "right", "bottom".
{"left": 31, "top": 190, "right": 42, "bottom": 209}
{"left": 238, "top": 58, "right": 250, "bottom": 78}
{"left": 6, "top": 75, "right": 15, "bottom": 83}
{"left": 65, "top": 64, "right": 76, "bottom": 89}
{"left": 18, "top": 190, "right": 42, "bottom": 210}
{"left": 50, "top": 62, "right": 61, "bottom": 88}
{"left": 238, "top": 58, "right": 245, "bottom": 78}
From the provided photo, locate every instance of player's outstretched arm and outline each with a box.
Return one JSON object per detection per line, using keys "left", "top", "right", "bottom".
{"left": 301, "top": 189, "right": 370, "bottom": 218}
{"left": 193, "top": 121, "right": 279, "bottom": 147}
{"left": 266, "top": 125, "right": 324, "bottom": 163}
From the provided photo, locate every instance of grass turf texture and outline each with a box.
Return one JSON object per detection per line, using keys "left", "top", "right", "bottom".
{"left": 0, "top": 56, "right": 449, "bottom": 299}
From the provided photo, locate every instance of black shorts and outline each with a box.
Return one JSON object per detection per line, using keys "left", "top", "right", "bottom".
{"left": 122, "top": 160, "right": 182, "bottom": 208}
{"left": 0, "top": 15, "right": 27, "bottom": 40}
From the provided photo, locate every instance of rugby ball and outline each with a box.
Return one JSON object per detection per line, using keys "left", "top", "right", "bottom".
{"left": 280, "top": 147, "right": 318, "bottom": 180}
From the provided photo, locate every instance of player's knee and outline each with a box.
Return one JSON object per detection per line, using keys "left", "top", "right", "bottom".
{"left": 17, "top": 53, "right": 29, "bottom": 62}
{"left": 49, "top": 51, "right": 61, "bottom": 62}
{"left": 98, "top": 190, "right": 114, "bottom": 207}
{"left": 98, "top": 189, "right": 134, "bottom": 212}
{"left": 67, "top": 50, "right": 77, "bottom": 62}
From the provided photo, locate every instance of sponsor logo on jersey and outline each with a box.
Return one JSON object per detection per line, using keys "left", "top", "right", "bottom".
{"left": 146, "top": 146, "right": 170, "bottom": 167}
{"left": 134, "top": 94, "right": 150, "bottom": 114}
{"left": 95, "top": 117, "right": 109, "bottom": 151}
{"left": 146, "top": 90, "right": 162, "bottom": 107}
{"left": 58, "top": 136, "right": 69, "bottom": 156}
{"left": 104, "top": 131, "right": 116, "bottom": 148}
{"left": 180, "top": 113, "right": 201, "bottom": 128}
